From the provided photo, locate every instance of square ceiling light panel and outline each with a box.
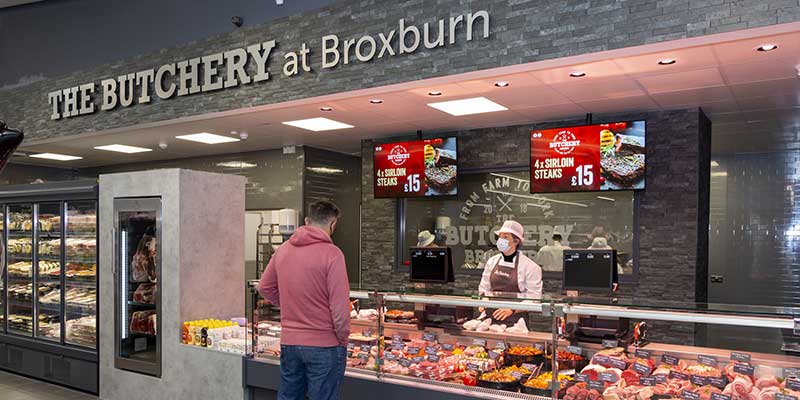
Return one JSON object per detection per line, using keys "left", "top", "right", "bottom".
{"left": 427, "top": 97, "right": 508, "bottom": 116}
{"left": 29, "top": 153, "right": 83, "bottom": 161}
{"left": 282, "top": 117, "right": 354, "bottom": 132}
{"left": 175, "top": 132, "right": 241, "bottom": 144}
{"left": 94, "top": 144, "right": 153, "bottom": 153}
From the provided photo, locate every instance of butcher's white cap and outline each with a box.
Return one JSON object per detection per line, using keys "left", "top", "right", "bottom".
{"left": 495, "top": 220, "right": 524, "bottom": 243}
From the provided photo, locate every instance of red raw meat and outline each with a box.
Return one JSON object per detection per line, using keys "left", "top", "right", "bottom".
{"left": 621, "top": 369, "right": 640, "bottom": 387}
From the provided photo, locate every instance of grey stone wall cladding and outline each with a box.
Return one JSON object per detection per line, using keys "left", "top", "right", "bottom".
{"left": 1, "top": 0, "right": 798, "bottom": 141}
{"left": 360, "top": 108, "right": 709, "bottom": 344}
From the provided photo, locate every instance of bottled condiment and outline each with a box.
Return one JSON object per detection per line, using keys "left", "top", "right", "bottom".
{"left": 201, "top": 327, "right": 208, "bottom": 347}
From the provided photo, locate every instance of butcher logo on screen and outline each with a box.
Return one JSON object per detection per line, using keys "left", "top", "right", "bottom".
{"left": 387, "top": 145, "right": 411, "bottom": 166}
{"left": 550, "top": 130, "right": 581, "bottom": 155}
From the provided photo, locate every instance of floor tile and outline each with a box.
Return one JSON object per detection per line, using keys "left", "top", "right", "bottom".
{"left": 0, "top": 371, "right": 96, "bottom": 400}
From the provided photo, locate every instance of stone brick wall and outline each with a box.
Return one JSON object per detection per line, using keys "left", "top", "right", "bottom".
{"left": 360, "top": 108, "right": 710, "bottom": 344}
{"left": 2, "top": 0, "right": 799, "bottom": 142}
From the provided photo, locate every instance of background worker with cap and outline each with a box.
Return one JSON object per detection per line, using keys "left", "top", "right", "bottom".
{"left": 416, "top": 230, "right": 437, "bottom": 248}
{"left": 478, "top": 220, "right": 543, "bottom": 323}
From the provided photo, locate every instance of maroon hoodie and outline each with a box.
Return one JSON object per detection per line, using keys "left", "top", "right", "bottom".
{"left": 258, "top": 225, "right": 351, "bottom": 347}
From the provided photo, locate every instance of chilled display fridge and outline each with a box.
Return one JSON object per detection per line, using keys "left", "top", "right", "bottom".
{"left": 113, "top": 197, "right": 162, "bottom": 377}
{"left": 0, "top": 181, "right": 99, "bottom": 393}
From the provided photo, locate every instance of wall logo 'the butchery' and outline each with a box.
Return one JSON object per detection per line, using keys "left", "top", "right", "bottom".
{"left": 387, "top": 144, "right": 411, "bottom": 166}
{"left": 549, "top": 130, "right": 581, "bottom": 155}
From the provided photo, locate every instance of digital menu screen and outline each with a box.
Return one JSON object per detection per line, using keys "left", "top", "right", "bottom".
{"left": 373, "top": 137, "right": 458, "bottom": 198}
{"left": 563, "top": 249, "right": 617, "bottom": 291}
{"left": 530, "top": 121, "right": 646, "bottom": 193}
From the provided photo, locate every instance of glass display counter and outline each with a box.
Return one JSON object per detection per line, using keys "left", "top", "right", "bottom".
{"left": 247, "top": 288, "right": 800, "bottom": 400}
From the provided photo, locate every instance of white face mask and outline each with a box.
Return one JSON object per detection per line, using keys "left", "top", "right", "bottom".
{"left": 496, "top": 238, "right": 511, "bottom": 253}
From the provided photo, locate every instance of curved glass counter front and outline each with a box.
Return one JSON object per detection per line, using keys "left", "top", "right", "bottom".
{"left": 248, "top": 288, "right": 800, "bottom": 400}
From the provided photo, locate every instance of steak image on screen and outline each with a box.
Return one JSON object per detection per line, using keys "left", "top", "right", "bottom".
{"left": 599, "top": 121, "right": 646, "bottom": 190}
{"left": 423, "top": 138, "right": 458, "bottom": 195}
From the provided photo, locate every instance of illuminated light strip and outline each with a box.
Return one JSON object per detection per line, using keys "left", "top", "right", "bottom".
{"left": 596, "top": 196, "right": 616, "bottom": 202}
{"left": 485, "top": 189, "right": 589, "bottom": 208}
{"left": 121, "top": 230, "right": 128, "bottom": 339}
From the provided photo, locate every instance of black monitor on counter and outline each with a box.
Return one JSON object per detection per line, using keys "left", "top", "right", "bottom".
{"left": 410, "top": 247, "right": 454, "bottom": 283}
{"left": 562, "top": 249, "right": 618, "bottom": 292}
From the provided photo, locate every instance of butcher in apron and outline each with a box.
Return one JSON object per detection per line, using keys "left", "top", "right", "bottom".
{"left": 478, "top": 221, "right": 544, "bottom": 324}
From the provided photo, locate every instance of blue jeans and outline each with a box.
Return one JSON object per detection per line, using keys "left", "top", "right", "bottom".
{"left": 279, "top": 345, "right": 346, "bottom": 400}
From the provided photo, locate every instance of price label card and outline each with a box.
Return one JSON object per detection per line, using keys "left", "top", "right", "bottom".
{"left": 730, "top": 352, "right": 751, "bottom": 363}
{"left": 776, "top": 394, "right": 798, "bottom": 400}
{"left": 599, "top": 372, "right": 619, "bottom": 383}
{"left": 347, "top": 351, "right": 353, "bottom": 358}
{"left": 407, "top": 347, "right": 420, "bottom": 354}
{"left": 362, "top": 329, "right": 373, "bottom": 337}
{"left": 602, "top": 339, "right": 619, "bottom": 348}
{"left": 360, "top": 344, "right": 371, "bottom": 352}
{"left": 682, "top": 390, "right": 701, "bottom": 400}
{"left": 593, "top": 355, "right": 610, "bottom": 365}
{"left": 710, "top": 393, "right": 732, "bottom": 400}
{"left": 588, "top": 380, "right": 606, "bottom": 391}
{"left": 785, "top": 368, "right": 800, "bottom": 379}
{"left": 442, "top": 343, "right": 455, "bottom": 351}
{"left": 392, "top": 334, "right": 403, "bottom": 343}
{"left": 609, "top": 358, "right": 627, "bottom": 370}
{"left": 399, "top": 358, "right": 412, "bottom": 367}
{"left": 662, "top": 354, "right": 679, "bottom": 366}
{"left": 635, "top": 349, "right": 652, "bottom": 359}
{"left": 466, "top": 363, "right": 481, "bottom": 372}
{"left": 785, "top": 378, "right": 800, "bottom": 391}
{"left": 534, "top": 343, "right": 545, "bottom": 351}
{"left": 567, "top": 345, "right": 583, "bottom": 355}
{"left": 670, "top": 371, "right": 689, "bottom": 381}
{"left": 347, "top": 342, "right": 355, "bottom": 350}
{"left": 412, "top": 356, "right": 424, "bottom": 363}
{"left": 425, "top": 346, "right": 438, "bottom": 355}
{"left": 639, "top": 376, "right": 656, "bottom": 386}
{"left": 655, "top": 374, "right": 668, "bottom": 384}
{"left": 575, "top": 373, "right": 589, "bottom": 383}
{"left": 708, "top": 377, "right": 727, "bottom": 389}
{"left": 733, "top": 363, "right": 755, "bottom": 376}
{"left": 392, "top": 342, "right": 405, "bottom": 351}
{"left": 358, "top": 353, "right": 370, "bottom": 361}
{"left": 473, "top": 339, "right": 487, "bottom": 346}
{"left": 522, "top": 363, "right": 536, "bottom": 371}
{"left": 488, "top": 350, "right": 500, "bottom": 360}
{"left": 690, "top": 375, "right": 709, "bottom": 386}
{"left": 511, "top": 371, "right": 523, "bottom": 379}
{"left": 428, "top": 354, "right": 440, "bottom": 362}
{"left": 633, "top": 362, "right": 651, "bottom": 375}
{"left": 698, "top": 355, "right": 717, "bottom": 366}
{"left": 422, "top": 332, "right": 436, "bottom": 342}
{"left": 496, "top": 341, "right": 507, "bottom": 350}
{"left": 384, "top": 353, "right": 397, "bottom": 360}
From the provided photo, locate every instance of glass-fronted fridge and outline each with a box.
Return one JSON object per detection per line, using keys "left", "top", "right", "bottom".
{"left": 114, "top": 197, "right": 161, "bottom": 378}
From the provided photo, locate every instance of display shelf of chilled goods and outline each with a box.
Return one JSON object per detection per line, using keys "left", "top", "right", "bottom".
{"left": 181, "top": 319, "right": 248, "bottom": 354}
{"left": 248, "top": 290, "right": 800, "bottom": 400}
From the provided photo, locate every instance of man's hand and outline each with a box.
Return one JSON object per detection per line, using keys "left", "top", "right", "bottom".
{"left": 492, "top": 308, "right": 514, "bottom": 321}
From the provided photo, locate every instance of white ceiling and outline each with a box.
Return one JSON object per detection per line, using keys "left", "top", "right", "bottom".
{"left": 17, "top": 22, "right": 800, "bottom": 167}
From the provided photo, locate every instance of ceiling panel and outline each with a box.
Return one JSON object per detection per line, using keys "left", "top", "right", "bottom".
{"left": 651, "top": 86, "right": 735, "bottom": 107}
{"left": 636, "top": 67, "right": 726, "bottom": 93}
{"left": 551, "top": 76, "right": 646, "bottom": 102}
{"left": 613, "top": 46, "right": 720, "bottom": 75}
{"left": 529, "top": 60, "right": 625, "bottom": 85}
{"left": 712, "top": 32, "right": 800, "bottom": 65}
{"left": 721, "top": 57, "right": 800, "bottom": 84}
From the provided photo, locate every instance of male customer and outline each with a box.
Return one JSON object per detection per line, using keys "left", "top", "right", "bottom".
{"left": 258, "top": 201, "right": 350, "bottom": 400}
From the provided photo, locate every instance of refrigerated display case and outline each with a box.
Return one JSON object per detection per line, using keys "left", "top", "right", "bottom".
{"left": 246, "top": 289, "right": 800, "bottom": 400}
{"left": 0, "top": 181, "right": 99, "bottom": 393}
{"left": 113, "top": 197, "right": 162, "bottom": 378}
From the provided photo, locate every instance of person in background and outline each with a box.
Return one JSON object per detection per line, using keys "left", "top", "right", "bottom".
{"left": 588, "top": 237, "right": 624, "bottom": 275}
{"left": 478, "top": 220, "right": 543, "bottom": 323}
{"left": 258, "top": 201, "right": 350, "bottom": 400}
{"left": 535, "top": 233, "right": 570, "bottom": 272}
{"left": 416, "top": 230, "right": 437, "bottom": 247}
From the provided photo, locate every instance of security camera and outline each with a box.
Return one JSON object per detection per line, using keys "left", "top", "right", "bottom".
{"left": 239, "top": 132, "right": 249, "bottom": 140}
{"left": 231, "top": 16, "right": 243, "bottom": 27}
{"left": 158, "top": 142, "right": 168, "bottom": 150}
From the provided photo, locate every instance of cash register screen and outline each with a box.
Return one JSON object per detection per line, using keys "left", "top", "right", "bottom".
{"left": 410, "top": 247, "right": 454, "bottom": 283}
{"left": 563, "top": 249, "right": 617, "bottom": 292}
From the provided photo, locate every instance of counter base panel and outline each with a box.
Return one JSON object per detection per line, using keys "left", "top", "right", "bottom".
{"left": 0, "top": 334, "right": 98, "bottom": 394}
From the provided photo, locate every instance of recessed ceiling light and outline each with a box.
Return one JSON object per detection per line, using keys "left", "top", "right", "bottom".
{"left": 369, "top": 99, "right": 383, "bottom": 104}
{"left": 94, "top": 144, "right": 152, "bottom": 154}
{"left": 216, "top": 161, "right": 257, "bottom": 169}
{"left": 757, "top": 44, "right": 778, "bottom": 52}
{"left": 570, "top": 71, "right": 586, "bottom": 78}
{"left": 320, "top": 106, "right": 333, "bottom": 112}
{"left": 175, "top": 132, "right": 241, "bottom": 144}
{"left": 427, "top": 96, "right": 509, "bottom": 116}
{"left": 428, "top": 91, "right": 443, "bottom": 96}
{"left": 658, "top": 58, "right": 677, "bottom": 65}
{"left": 282, "top": 117, "right": 354, "bottom": 132}
{"left": 494, "top": 81, "right": 510, "bottom": 87}
{"left": 29, "top": 153, "right": 83, "bottom": 161}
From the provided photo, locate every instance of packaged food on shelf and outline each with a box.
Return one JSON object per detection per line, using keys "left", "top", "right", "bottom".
{"left": 66, "top": 316, "right": 96, "bottom": 347}
{"left": 64, "top": 287, "right": 96, "bottom": 308}
{"left": 38, "top": 260, "right": 60, "bottom": 275}
{"left": 66, "top": 212, "right": 96, "bottom": 232}
{"left": 65, "top": 262, "right": 96, "bottom": 278}
{"left": 130, "top": 310, "right": 157, "bottom": 335}
{"left": 8, "top": 237, "right": 32, "bottom": 254}
{"left": 39, "top": 288, "right": 62, "bottom": 305}
{"left": 38, "top": 238, "right": 59, "bottom": 256}
{"left": 181, "top": 319, "right": 241, "bottom": 348}
{"left": 8, "top": 261, "right": 32, "bottom": 277}
{"left": 62, "top": 238, "right": 96, "bottom": 259}
{"left": 133, "top": 283, "right": 157, "bottom": 304}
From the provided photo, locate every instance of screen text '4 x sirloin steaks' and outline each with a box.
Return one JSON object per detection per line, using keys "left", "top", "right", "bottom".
{"left": 601, "top": 143, "right": 645, "bottom": 187}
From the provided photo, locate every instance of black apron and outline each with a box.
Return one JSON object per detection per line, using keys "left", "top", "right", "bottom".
{"left": 487, "top": 255, "right": 529, "bottom": 325}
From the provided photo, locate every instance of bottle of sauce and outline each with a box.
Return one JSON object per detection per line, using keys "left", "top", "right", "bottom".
{"left": 181, "top": 322, "right": 189, "bottom": 344}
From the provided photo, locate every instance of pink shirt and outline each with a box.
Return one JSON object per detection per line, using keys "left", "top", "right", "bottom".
{"left": 258, "top": 225, "right": 351, "bottom": 347}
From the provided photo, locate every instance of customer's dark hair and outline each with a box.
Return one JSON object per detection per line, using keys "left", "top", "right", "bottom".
{"left": 552, "top": 234, "right": 562, "bottom": 242}
{"left": 307, "top": 200, "right": 341, "bottom": 225}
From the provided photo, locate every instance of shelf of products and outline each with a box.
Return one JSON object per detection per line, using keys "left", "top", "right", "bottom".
{"left": 248, "top": 290, "right": 800, "bottom": 400}
{"left": 181, "top": 319, "right": 247, "bottom": 354}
